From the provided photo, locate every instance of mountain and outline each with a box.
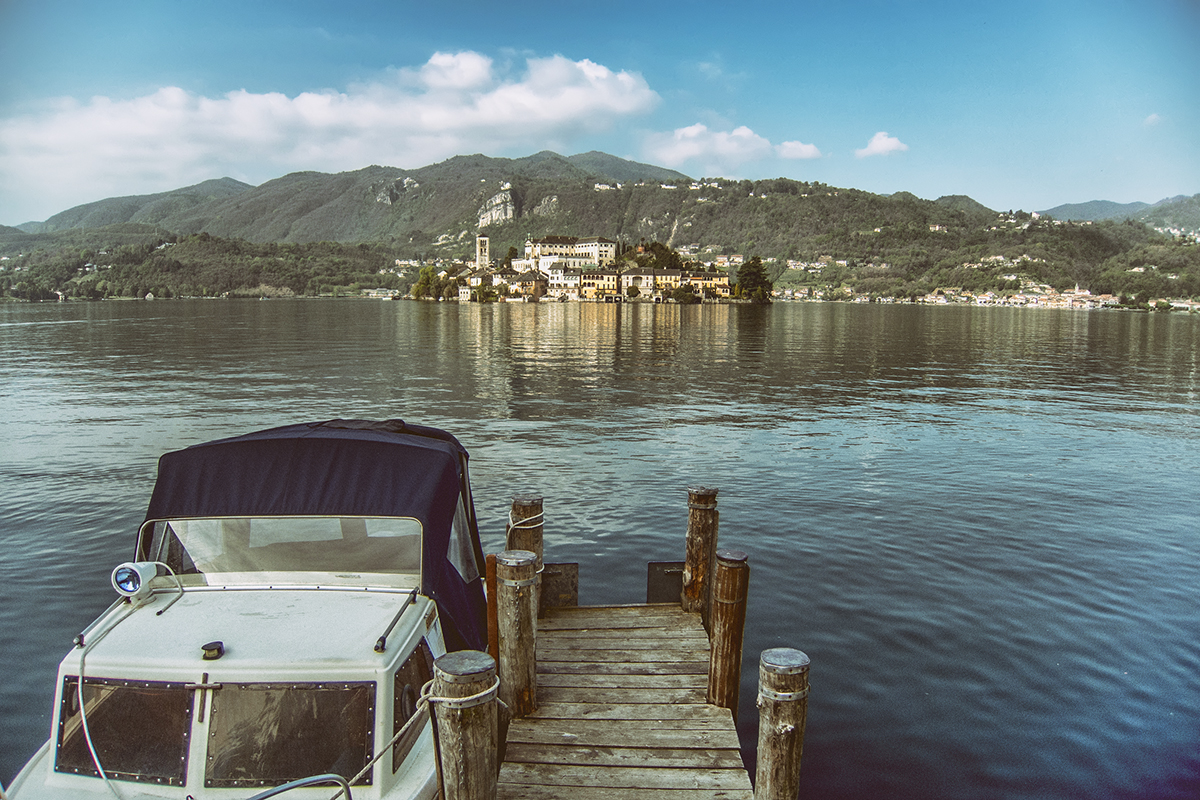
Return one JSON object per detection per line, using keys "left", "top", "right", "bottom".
{"left": 12, "top": 152, "right": 696, "bottom": 247}
{"left": 1134, "top": 194, "right": 1200, "bottom": 234}
{"left": 1040, "top": 200, "right": 1151, "bottom": 221}
{"left": 566, "top": 151, "right": 689, "bottom": 184}
{"left": 19, "top": 178, "right": 253, "bottom": 234}
{"left": 935, "top": 195, "right": 996, "bottom": 226}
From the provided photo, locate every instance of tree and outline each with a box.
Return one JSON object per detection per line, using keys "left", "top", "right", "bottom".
{"left": 671, "top": 284, "right": 701, "bottom": 304}
{"left": 735, "top": 256, "right": 772, "bottom": 303}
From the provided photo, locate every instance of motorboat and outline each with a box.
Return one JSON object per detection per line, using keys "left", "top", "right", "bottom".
{"left": 4, "top": 419, "right": 488, "bottom": 800}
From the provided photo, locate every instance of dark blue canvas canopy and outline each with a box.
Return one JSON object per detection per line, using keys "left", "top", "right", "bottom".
{"left": 137, "top": 419, "right": 487, "bottom": 651}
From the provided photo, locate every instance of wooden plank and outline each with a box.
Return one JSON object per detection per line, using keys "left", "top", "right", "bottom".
{"left": 498, "top": 786, "right": 752, "bottom": 800}
{"left": 538, "top": 617, "right": 702, "bottom": 633}
{"left": 538, "top": 647, "right": 707, "bottom": 663}
{"left": 539, "top": 607, "right": 702, "bottom": 626}
{"left": 529, "top": 702, "right": 736, "bottom": 722}
{"left": 538, "top": 672, "right": 707, "bottom": 689}
{"left": 538, "top": 631, "right": 709, "bottom": 645}
{"left": 538, "top": 686, "right": 708, "bottom": 705}
{"left": 503, "top": 742, "right": 746, "bottom": 770}
{"left": 505, "top": 719, "right": 742, "bottom": 749}
{"left": 546, "top": 603, "right": 686, "bottom": 615}
{"left": 497, "top": 762, "right": 752, "bottom": 790}
{"left": 538, "top": 661, "right": 707, "bottom": 676}
{"left": 497, "top": 602, "right": 752, "bottom": 798}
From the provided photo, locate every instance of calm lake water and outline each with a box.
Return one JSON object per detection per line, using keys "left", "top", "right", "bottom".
{"left": 1, "top": 298, "right": 1198, "bottom": 798}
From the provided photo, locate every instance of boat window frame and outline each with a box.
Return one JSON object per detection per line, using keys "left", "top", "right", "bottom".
{"left": 392, "top": 637, "right": 435, "bottom": 772}
{"left": 54, "top": 676, "right": 193, "bottom": 787}
{"left": 203, "top": 680, "right": 376, "bottom": 789}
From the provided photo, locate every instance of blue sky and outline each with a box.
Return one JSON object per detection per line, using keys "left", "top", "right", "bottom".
{"left": 1, "top": 0, "right": 1197, "bottom": 225}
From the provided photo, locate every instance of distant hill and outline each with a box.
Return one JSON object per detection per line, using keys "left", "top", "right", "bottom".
{"left": 1040, "top": 200, "right": 1151, "bottom": 221}
{"left": 935, "top": 195, "right": 996, "bottom": 226}
{"left": 1134, "top": 194, "right": 1200, "bottom": 234}
{"left": 566, "top": 151, "right": 690, "bottom": 183}
{"left": 1039, "top": 195, "right": 1200, "bottom": 235}
{"left": 19, "top": 178, "right": 253, "bottom": 234}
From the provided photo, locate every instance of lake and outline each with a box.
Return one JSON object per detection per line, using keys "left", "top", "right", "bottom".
{"left": 1, "top": 298, "right": 1198, "bottom": 798}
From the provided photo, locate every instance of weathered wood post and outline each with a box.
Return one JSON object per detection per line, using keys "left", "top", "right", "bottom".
{"left": 682, "top": 486, "right": 719, "bottom": 629}
{"left": 707, "top": 549, "right": 749, "bottom": 720}
{"left": 432, "top": 650, "right": 498, "bottom": 800}
{"left": 495, "top": 549, "right": 538, "bottom": 718}
{"left": 754, "top": 648, "right": 810, "bottom": 800}
{"left": 507, "top": 493, "right": 544, "bottom": 614}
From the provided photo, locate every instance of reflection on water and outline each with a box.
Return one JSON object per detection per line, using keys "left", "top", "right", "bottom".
{"left": 2, "top": 299, "right": 1198, "bottom": 798}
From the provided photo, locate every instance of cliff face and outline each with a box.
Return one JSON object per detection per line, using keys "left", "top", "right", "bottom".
{"left": 478, "top": 189, "right": 516, "bottom": 227}
{"left": 374, "top": 177, "right": 420, "bottom": 205}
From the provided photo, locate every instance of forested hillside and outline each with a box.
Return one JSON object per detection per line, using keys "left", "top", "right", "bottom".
{"left": 3, "top": 152, "right": 1197, "bottom": 303}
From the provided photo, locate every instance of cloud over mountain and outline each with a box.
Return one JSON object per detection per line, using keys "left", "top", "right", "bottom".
{"left": 0, "top": 52, "right": 658, "bottom": 222}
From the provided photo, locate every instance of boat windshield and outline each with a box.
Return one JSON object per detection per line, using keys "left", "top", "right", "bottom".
{"left": 141, "top": 516, "right": 423, "bottom": 576}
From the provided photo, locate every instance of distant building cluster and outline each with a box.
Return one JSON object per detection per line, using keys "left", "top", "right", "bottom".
{"left": 449, "top": 235, "right": 732, "bottom": 302}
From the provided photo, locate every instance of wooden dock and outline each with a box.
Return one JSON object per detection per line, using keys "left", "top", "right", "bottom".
{"left": 497, "top": 603, "right": 753, "bottom": 799}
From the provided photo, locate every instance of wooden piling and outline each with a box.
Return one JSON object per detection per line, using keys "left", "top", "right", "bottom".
{"left": 753, "top": 648, "right": 810, "bottom": 800}
{"left": 432, "top": 650, "right": 499, "bottom": 800}
{"left": 507, "top": 493, "right": 544, "bottom": 614}
{"left": 707, "top": 549, "right": 749, "bottom": 720}
{"left": 495, "top": 549, "right": 538, "bottom": 719}
{"left": 682, "top": 486, "right": 719, "bottom": 629}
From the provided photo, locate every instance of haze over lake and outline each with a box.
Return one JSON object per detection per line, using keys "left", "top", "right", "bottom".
{"left": 1, "top": 298, "right": 1198, "bottom": 798}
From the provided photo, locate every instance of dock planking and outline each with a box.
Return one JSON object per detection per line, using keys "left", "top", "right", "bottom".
{"left": 497, "top": 603, "right": 753, "bottom": 800}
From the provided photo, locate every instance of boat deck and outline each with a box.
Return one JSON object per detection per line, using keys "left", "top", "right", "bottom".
{"left": 497, "top": 603, "right": 753, "bottom": 799}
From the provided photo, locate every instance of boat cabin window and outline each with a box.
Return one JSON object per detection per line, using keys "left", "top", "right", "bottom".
{"left": 55, "top": 677, "right": 192, "bottom": 786}
{"left": 393, "top": 638, "right": 435, "bottom": 771}
{"left": 205, "top": 682, "right": 375, "bottom": 788}
{"left": 142, "top": 517, "right": 423, "bottom": 575}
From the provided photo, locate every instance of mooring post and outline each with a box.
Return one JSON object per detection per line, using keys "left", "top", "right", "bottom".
{"left": 495, "top": 549, "right": 538, "bottom": 718}
{"left": 431, "top": 650, "right": 498, "bottom": 800}
{"left": 507, "top": 493, "right": 544, "bottom": 615}
{"left": 754, "top": 648, "right": 810, "bottom": 800}
{"left": 707, "top": 549, "right": 749, "bottom": 720}
{"left": 682, "top": 485, "right": 719, "bottom": 629}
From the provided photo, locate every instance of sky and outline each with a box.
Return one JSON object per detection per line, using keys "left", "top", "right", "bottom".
{"left": 1, "top": 0, "right": 1197, "bottom": 225}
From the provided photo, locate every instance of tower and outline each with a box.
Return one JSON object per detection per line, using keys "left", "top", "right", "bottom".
{"left": 476, "top": 235, "right": 490, "bottom": 269}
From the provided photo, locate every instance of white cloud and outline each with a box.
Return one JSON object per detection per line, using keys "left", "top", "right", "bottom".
{"left": 855, "top": 131, "right": 908, "bottom": 158}
{"left": 0, "top": 51, "right": 658, "bottom": 222}
{"left": 1143, "top": 113, "right": 1162, "bottom": 127}
{"left": 645, "top": 123, "right": 823, "bottom": 175}
{"left": 776, "top": 140, "right": 822, "bottom": 159}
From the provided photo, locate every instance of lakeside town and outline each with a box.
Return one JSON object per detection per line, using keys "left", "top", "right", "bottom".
{"left": 371, "top": 233, "right": 1200, "bottom": 312}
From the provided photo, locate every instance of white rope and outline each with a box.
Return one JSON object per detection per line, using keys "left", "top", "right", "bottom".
{"left": 507, "top": 509, "right": 544, "bottom": 530}
{"left": 326, "top": 675, "right": 500, "bottom": 800}
{"left": 423, "top": 674, "right": 501, "bottom": 709}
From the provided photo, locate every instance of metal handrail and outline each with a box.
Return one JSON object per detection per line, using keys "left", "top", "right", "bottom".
{"left": 245, "top": 774, "right": 352, "bottom": 800}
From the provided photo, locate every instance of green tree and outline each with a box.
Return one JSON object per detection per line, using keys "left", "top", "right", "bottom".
{"left": 671, "top": 285, "right": 701, "bottom": 304}
{"left": 735, "top": 256, "right": 772, "bottom": 303}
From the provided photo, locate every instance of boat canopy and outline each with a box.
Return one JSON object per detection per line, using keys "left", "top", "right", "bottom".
{"left": 136, "top": 419, "right": 487, "bottom": 651}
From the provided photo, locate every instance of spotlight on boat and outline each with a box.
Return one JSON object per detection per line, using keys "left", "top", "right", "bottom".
{"left": 111, "top": 561, "right": 158, "bottom": 603}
